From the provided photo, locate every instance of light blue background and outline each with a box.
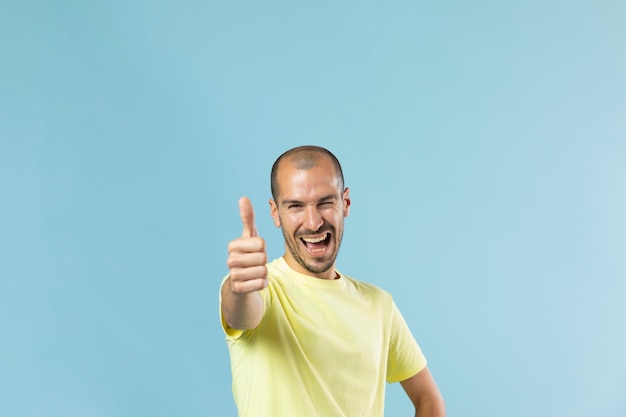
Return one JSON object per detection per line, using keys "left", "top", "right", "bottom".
{"left": 1, "top": 1, "right": 625, "bottom": 416}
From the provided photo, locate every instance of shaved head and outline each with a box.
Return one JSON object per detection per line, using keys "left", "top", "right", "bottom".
{"left": 270, "top": 146, "right": 344, "bottom": 201}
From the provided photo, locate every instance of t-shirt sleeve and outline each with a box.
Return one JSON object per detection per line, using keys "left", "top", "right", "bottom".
{"left": 386, "top": 300, "right": 427, "bottom": 383}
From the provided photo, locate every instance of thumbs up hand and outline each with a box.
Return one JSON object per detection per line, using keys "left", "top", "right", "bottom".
{"left": 226, "top": 197, "right": 268, "bottom": 295}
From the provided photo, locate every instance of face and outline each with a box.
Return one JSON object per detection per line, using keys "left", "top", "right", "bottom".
{"left": 269, "top": 157, "right": 350, "bottom": 279}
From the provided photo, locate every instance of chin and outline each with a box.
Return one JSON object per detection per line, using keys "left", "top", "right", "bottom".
{"left": 303, "top": 257, "right": 335, "bottom": 274}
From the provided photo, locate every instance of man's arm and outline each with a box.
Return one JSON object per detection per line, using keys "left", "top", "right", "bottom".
{"left": 221, "top": 197, "right": 268, "bottom": 330}
{"left": 400, "top": 366, "right": 446, "bottom": 417}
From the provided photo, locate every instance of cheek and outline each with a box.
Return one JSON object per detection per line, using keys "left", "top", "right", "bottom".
{"left": 331, "top": 209, "right": 345, "bottom": 222}
{"left": 280, "top": 214, "right": 300, "bottom": 232}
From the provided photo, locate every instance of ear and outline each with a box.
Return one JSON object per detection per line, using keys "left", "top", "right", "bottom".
{"left": 343, "top": 187, "right": 351, "bottom": 218}
{"left": 269, "top": 199, "right": 281, "bottom": 227}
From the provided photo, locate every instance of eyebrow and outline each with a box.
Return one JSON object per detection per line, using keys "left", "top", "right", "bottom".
{"left": 280, "top": 194, "right": 338, "bottom": 207}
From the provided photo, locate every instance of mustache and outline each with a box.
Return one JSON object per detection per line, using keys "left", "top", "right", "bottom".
{"left": 296, "top": 225, "right": 334, "bottom": 237}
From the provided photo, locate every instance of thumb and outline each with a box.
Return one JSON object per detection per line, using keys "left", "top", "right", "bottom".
{"left": 239, "top": 196, "right": 258, "bottom": 238}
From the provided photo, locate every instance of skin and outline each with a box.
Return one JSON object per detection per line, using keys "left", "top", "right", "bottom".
{"left": 222, "top": 196, "right": 267, "bottom": 330}
{"left": 401, "top": 367, "right": 446, "bottom": 417}
{"left": 221, "top": 150, "right": 445, "bottom": 416}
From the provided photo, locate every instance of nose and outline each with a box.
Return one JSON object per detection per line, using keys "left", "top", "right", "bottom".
{"left": 303, "top": 205, "right": 324, "bottom": 231}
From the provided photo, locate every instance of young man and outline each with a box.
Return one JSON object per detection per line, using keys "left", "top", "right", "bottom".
{"left": 220, "top": 146, "right": 445, "bottom": 417}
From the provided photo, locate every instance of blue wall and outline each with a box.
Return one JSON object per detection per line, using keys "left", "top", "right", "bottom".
{"left": 2, "top": 1, "right": 625, "bottom": 416}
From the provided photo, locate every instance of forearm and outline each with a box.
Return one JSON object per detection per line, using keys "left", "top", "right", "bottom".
{"left": 221, "top": 278, "right": 264, "bottom": 330}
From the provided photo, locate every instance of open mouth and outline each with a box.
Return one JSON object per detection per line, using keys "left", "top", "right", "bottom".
{"left": 300, "top": 232, "right": 330, "bottom": 254}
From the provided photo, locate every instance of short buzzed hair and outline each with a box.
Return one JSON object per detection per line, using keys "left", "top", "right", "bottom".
{"left": 270, "top": 146, "right": 345, "bottom": 201}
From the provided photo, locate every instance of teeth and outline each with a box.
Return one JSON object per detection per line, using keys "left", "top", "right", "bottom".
{"left": 302, "top": 233, "right": 328, "bottom": 243}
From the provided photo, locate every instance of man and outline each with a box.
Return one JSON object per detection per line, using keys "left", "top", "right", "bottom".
{"left": 220, "top": 145, "right": 445, "bottom": 417}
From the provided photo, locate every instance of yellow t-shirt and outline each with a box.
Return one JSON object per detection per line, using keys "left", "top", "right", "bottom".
{"left": 220, "top": 257, "right": 426, "bottom": 417}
